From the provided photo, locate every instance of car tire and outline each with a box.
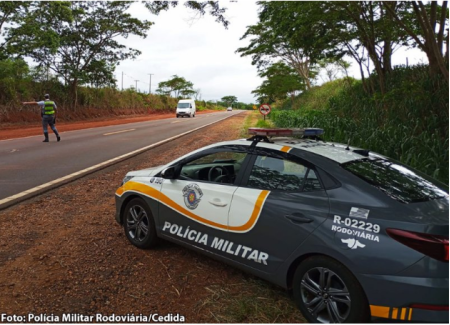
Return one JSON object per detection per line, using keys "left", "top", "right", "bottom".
{"left": 292, "top": 256, "right": 370, "bottom": 323}
{"left": 123, "top": 198, "right": 158, "bottom": 249}
{"left": 176, "top": 115, "right": 179, "bottom": 118}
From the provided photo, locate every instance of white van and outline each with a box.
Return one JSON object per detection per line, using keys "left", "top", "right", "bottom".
{"left": 176, "top": 99, "right": 196, "bottom": 118}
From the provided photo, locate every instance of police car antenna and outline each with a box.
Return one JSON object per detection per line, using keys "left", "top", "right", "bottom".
{"left": 345, "top": 138, "right": 351, "bottom": 150}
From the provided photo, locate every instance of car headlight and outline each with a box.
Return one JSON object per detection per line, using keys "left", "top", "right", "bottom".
{"left": 121, "top": 176, "right": 134, "bottom": 186}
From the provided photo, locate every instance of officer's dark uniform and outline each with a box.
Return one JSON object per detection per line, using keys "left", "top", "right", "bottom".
{"left": 41, "top": 98, "right": 60, "bottom": 142}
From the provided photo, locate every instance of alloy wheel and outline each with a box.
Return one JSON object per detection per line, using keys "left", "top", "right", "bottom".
{"left": 126, "top": 205, "right": 149, "bottom": 242}
{"left": 300, "top": 266, "right": 351, "bottom": 323}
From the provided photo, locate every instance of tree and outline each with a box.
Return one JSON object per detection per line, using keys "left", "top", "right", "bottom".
{"left": 156, "top": 75, "right": 195, "bottom": 98}
{"left": 2, "top": 1, "right": 231, "bottom": 107}
{"left": 252, "top": 62, "right": 305, "bottom": 103}
{"left": 334, "top": 2, "right": 413, "bottom": 94}
{"left": 239, "top": 2, "right": 416, "bottom": 94}
{"left": 384, "top": 1, "right": 449, "bottom": 82}
{"left": 82, "top": 60, "right": 117, "bottom": 88}
{"left": 318, "top": 58, "right": 351, "bottom": 83}
{"left": 0, "top": 1, "right": 72, "bottom": 60}
{"left": 221, "top": 96, "right": 237, "bottom": 107}
{"left": 193, "top": 88, "right": 202, "bottom": 100}
{"left": 11, "top": 1, "right": 152, "bottom": 108}
{"left": 144, "top": 1, "right": 229, "bottom": 28}
{"left": 237, "top": 2, "right": 341, "bottom": 90}
{"left": 0, "top": 58, "right": 30, "bottom": 80}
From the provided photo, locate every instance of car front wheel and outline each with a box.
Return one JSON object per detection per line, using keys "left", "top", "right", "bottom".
{"left": 293, "top": 256, "right": 370, "bottom": 323}
{"left": 123, "top": 198, "right": 158, "bottom": 249}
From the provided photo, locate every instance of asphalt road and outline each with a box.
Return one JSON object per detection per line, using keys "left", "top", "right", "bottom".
{"left": 0, "top": 111, "right": 242, "bottom": 206}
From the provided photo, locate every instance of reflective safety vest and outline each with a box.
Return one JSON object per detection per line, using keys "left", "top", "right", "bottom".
{"left": 44, "top": 101, "right": 55, "bottom": 115}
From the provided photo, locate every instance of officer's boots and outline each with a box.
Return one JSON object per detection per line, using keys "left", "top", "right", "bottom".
{"left": 43, "top": 133, "right": 49, "bottom": 142}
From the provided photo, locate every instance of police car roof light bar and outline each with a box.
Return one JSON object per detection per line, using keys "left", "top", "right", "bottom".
{"left": 248, "top": 127, "right": 324, "bottom": 138}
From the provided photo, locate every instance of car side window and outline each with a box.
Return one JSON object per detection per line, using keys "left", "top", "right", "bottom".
{"left": 247, "top": 155, "right": 322, "bottom": 192}
{"left": 180, "top": 151, "right": 247, "bottom": 185}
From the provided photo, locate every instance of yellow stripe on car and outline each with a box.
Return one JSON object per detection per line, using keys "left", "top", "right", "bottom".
{"left": 370, "top": 305, "right": 413, "bottom": 321}
{"left": 370, "top": 305, "right": 390, "bottom": 318}
{"left": 280, "top": 146, "right": 291, "bottom": 153}
{"left": 116, "top": 181, "right": 269, "bottom": 232}
{"left": 400, "top": 307, "right": 407, "bottom": 320}
{"left": 392, "top": 308, "right": 398, "bottom": 319}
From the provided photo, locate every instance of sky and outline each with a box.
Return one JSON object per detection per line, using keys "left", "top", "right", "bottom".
{"left": 116, "top": 1, "right": 262, "bottom": 104}
{"left": 115, "top": 1, "right": 428, "bottom": 104}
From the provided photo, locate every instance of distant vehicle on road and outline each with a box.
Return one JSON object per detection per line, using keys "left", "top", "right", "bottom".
{"left": 227, "top": 107, "right": 232, "bottom": 111}
{"left": 176, "top": 99, "right": 196, "bottom": 118}
{"left": 115, "top": 127, "right": 449, "bottom": 323}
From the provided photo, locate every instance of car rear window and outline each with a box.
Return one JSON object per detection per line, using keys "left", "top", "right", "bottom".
{"left": 343, "top": 159, "right": 448, "bottom": 203}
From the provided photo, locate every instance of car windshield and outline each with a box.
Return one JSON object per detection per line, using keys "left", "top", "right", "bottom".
{"left": 343, "top": 158, "right": 448, "bottom": 203}
{"left": 178, "top": 103, "right": 190, "bottom": 108}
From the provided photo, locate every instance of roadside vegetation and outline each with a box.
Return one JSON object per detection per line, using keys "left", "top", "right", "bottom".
{"left": 0, "top": 61, "right": 256, "bottom": 125}
{"left": 200, "top": 277, "right": 305, "bottom": 323}
{"left": 239, "top": 2, "right": 448, "bottom": 184}
{"left": 0, "top": 2, "right": 254, "bottom": 125}
{"left": 270, "top": 66, "right": 449, "bottom": 184}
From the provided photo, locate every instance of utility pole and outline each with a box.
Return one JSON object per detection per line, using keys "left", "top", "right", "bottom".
{"left": 135, "top": 80, "right": 139, "bottom": 92}
{"left": 148, "top": 74, "right": 154, "bottom": 94}
{"left": 121, "top": 71, "right": 123, "bottom": 90}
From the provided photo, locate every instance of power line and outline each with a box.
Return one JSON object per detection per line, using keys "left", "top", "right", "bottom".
{"left": 120, "top": 71, "right": 158, "bottom": 92}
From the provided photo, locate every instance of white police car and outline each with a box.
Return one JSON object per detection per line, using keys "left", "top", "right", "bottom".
{"left": 115, "top": 128, "right": 448, "bottom": 323}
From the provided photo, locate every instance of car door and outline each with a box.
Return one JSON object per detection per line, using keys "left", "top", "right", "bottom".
{"left": 227, "top": 150, "right": 330, "bottom": 274}
{"left": 158, "top": 147, "right": 251, "bottom": 257}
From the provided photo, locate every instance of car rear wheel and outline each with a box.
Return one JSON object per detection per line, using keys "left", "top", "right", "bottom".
{"left": 123, "top": 198, "right": 158, "bottom": 249}
{"left": 293, "top": 256, "right": 370, "bottom": 323}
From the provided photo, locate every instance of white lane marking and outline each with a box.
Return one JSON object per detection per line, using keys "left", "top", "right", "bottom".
{"left": 0, "top": 112, "right": 243, "bottom": 207}
{"left": 103, "top": 129, "right": 135, "bottom": 136}
{"left": 171, "top": 121, "right": 182, "bottom": 124}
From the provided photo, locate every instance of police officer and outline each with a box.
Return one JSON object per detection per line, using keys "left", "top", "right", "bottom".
{"left": 23, "top": 94, "right": 61, "bottom": 142}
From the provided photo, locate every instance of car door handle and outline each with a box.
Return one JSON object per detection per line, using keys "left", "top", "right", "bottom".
{"left": 209, "top": 199, "right": 228, "bottom": 207}
{"left": 285, "top": 214, "right": 312, "bottom": 224}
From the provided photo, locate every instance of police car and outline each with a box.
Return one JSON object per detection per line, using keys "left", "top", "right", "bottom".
{"left": 115, "top": 128, "right": 449, "bottom": 323}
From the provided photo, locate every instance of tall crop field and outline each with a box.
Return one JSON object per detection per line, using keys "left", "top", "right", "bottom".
{"left": 271, "top": 65, "right": 449, "bottom": 184}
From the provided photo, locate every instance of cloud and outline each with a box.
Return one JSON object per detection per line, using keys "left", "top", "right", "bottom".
{"left": 115, "top": 1, "right": 262, "bottom": 103}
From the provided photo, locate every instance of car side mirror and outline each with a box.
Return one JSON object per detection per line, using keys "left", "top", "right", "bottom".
{"left": 161, "top": 166, "right": 176, "bottom": 179}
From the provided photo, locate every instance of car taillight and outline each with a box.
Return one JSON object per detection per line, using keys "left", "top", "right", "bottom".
{"left": 386, "top": 229, "right": 449, "bottom": 262}
{"left": 410, "top": 304, "right": 449, "bottom": 311}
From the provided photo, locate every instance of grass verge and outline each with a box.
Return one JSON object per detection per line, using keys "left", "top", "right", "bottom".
{"left": 195, "top": 276, "right": 305, "bottom": 323}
